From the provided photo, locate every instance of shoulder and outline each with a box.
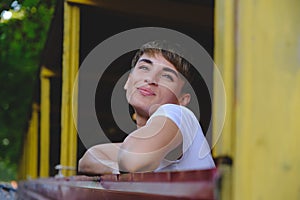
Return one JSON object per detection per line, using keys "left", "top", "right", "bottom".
{"left": 151, "top": 103, "right": 194, "bottom": 117}
{"left": 149, "top": 104, "right": 197, "bottom": 127}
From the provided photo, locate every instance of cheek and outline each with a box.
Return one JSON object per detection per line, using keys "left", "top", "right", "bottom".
{"left": 160, "top": 87, "right": 180, "bottom": 103}
{"left": 160, "top": 84, "right": 182, "bottom": 96}
{"left": 125, "top": 77, "right": 135, "bottom": 90}
{"left": 124, "top": 79, "right": 133, "bottom": 99}
{"left": 126, "top": 74, "right": 142, "bottom": 87}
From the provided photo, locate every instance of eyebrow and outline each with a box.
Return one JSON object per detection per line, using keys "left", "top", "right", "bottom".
{"left": 138, "top": 58, "right": 153, "bottom": 65}
{"left": 162, "top": 67, "right": 178, "bottom": 78}
{"left": 138, "top": 58, "right": 179, "bottom": 77}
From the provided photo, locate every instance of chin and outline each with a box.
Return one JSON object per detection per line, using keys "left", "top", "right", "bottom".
{"left": 130, "top": 102, "right": 154, "bottom": 117}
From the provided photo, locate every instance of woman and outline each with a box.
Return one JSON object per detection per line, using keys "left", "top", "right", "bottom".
{"left": 78, "top": 41, "right": 215, "bottom": 174}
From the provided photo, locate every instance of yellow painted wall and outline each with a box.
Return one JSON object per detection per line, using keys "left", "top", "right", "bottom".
{"left": 214, "top": 0, "right": 300, "bottom": 199}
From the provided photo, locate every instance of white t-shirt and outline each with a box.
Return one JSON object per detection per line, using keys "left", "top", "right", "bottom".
{"left": 147, "top": 104, "right": 215, "bottom": 172}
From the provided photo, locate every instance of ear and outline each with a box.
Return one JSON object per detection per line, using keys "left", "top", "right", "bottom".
{"left": 179, "top": 93, "right": 191, "bottom": 106}
{"left": 124, "top": 73, "right": 131, "bottom": 90}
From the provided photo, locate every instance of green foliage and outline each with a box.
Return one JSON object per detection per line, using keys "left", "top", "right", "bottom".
{"left": 0, "top": 159, "right": 17, "bottom": 181}
{"left": 0, "top": 0, "right": 55, "bottom": 180}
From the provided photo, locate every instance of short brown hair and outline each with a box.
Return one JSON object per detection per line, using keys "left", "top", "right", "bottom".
{"left": 131, "top": 41, "right": 194, "bottom": 84}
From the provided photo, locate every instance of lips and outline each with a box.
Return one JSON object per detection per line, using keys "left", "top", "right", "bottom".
{"left": 137, "top": 87, "right": 156, "bottom": 96}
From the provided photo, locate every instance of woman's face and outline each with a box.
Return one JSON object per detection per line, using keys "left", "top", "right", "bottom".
{"left": 124, "top": 53, "right": 189, "bottom": 117}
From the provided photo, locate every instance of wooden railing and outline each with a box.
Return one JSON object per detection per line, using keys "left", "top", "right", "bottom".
{"left": 17, "top": 169, "right": 218, "bottom": 200}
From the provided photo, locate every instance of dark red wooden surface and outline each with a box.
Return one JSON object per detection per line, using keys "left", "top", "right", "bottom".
{"left": 17, "top": 169, "right": 218, "bottom": 200}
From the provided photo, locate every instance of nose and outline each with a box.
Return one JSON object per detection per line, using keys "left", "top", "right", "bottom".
{"left": 144, "top": 78, "right": 158, "bottom": 86}
{"left": 144, "top": 72, "right": 158, "bottom": 86}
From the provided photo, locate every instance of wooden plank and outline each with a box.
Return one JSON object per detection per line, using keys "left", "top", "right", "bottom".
{"left": 60, "top": 2, "right": 80, "bottom": 176}
{"left": 17, "top": 170, "right": 217, "bottom": 200}
{"left": 213, "top": 0, "right": 236, "bottom": 160}
{"left": 213, "top": 1, "right": 236, "bottom": 199}
{"left": 214, "top": 0, "right": 300, "bottom": 199}
{"left": 28, "top": 103, "right": 39, "bottom": 179}
{"left": 66, "top": 0, "right": 212, "bottom": 27}
{"left": 39, "top": 67, "right": 55, "bottom": 177}
{"left": 234, "top": 0, "right": 300, "bottom": 199}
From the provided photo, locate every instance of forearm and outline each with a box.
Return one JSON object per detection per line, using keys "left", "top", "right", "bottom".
{"left": 118, "top": 150, "right": 155, "bottom": 173}
{"left": 78, "top": 151, "right": 118, "bottom": 174}
{"left": 117, "top": 117, "right": 183, "bottom": 173}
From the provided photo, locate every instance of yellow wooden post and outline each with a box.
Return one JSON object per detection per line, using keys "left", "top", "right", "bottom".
{"left": 18, "top": 134, "right": 27, "bottom": 180}
{"left": 39, "top": 67, "right": 55, "bottom": 177}
{"left": 24, "top": 130, "right": 30, "bottom": 179}
{"left": 213, "top": 0, "right": 237, "bottom": 199}
{"left": 234, "top": 0, "right": 300, "bottom": 199}
{"left": 214, "top": 0, "right": 300, "bottom": 199}
{"left": 18, "top": 103, "right": 39, "bottom": 180}
{"left": 60, "top": 2, "right": 80, "bottom": 176}
{"left": 18, "top": 147, "right": 24, "bottom": 179}
{"left": 27, "top": 103, "right": 39, "bottom": 178}
{"left": 213, "top": 0, "right": 236, "bottom": 159}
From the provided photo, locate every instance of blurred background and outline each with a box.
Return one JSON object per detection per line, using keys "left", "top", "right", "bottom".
{"left": 1, "top": 0, "right": 300, "bottom": 199}
{"left": 0, "top": 0, "right": 55, "bottom": 181}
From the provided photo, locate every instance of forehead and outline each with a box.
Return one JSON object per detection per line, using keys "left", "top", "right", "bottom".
{"left": 137, "top": 53, "right": 178, "bottom": 71}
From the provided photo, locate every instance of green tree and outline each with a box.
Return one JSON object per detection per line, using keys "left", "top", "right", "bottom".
{"left": 0, "top": 0, "right": 55, "bottom": 181}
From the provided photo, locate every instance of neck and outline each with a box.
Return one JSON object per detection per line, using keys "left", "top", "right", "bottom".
{"left": 135, "top": 113, "right": 148, "bottom": 129}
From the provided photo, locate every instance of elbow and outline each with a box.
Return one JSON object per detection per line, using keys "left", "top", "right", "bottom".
{"left": 77, "top": 149, "right": 97, "bottom": 174}
{"left": 78, "top": 153, "right": 90, "bottom": 173}
{"left": 78, "top": 158, "right": 85, "bottom": 173}
{"left": 118, "top": 159, "right": 140, "bottom": 173}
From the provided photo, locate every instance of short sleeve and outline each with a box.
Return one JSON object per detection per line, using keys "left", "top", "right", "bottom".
{"left": 148, "top": 104, "right": 200, "bottom": 154}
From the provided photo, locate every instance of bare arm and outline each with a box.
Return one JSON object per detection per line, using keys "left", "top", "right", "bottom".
{"left": 78, "top": 116, "right": 182, "bottom": 174}
{"left": 118, "top": 116, "right": 182, "bottom": 173}
{"left": 78, "top": 143, "right": 121, "bottom": 175}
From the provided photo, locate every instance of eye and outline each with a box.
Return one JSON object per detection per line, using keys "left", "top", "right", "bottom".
{"left": 162, "top": 74, "right": 174, "bottom": 81}
{"left": 138, "top": 65, "right": 149, "bottom": 71}
{"left": 138, "top": 65, "right": 149, "bottom": 70}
